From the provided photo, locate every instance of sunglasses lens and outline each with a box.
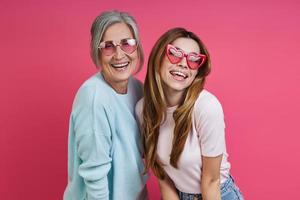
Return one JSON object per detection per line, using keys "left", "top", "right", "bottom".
{"left": 187, "top": 54, "right": 203, "bottom": 69}
{"left": 99, "top": 39, "right": 137, "bottom": 55}
{"left": 167, "top": 46, "right": 183, "bottom": 63}
{"left": 120, "top": 39, "right": 137, "bottom": 54}
{"left": 166, "top": 44, "right": 206, "bottom": 69}
{"left": 100, "top": 41, "right": 115, "bottom": 55}
{"left": 188, "top": 61, "right": 200, "bottom": 69}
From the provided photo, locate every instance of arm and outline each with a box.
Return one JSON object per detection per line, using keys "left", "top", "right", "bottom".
{"left": 74, "top": 86, "right": 112, "bottom": 200}
{"left": 201, "top": 155, "right": 222, "bottom": 200}
{"left": 195, "top": 93, "right": 226, "bottom": 200}
{"left": 158, "top": 176, "right": 180, "bottom": 200}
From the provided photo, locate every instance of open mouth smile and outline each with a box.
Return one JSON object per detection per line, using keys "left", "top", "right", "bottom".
{"left": 169, "top": 70, "right": 188, "bottom": 80}
{"left": 111, "top": 62, "right": 130, "bottom": 68}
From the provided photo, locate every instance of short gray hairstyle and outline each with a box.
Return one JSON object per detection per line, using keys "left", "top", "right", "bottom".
{"left": 90, "top": 10, "right": 144, "bottom": 73}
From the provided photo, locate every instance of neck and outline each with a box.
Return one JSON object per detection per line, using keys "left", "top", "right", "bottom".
{"left": 163, "top": 87, "right": 185, "bottom": 107}
{"left": 102, "top": 74, "right": 128, "bottom": 94}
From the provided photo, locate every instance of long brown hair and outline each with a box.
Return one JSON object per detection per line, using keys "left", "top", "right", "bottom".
{"left": 142, "top": 27, "right": 211, "bottom": 179}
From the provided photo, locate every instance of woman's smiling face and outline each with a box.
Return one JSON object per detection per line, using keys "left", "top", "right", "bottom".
{"left": 99, "top": 22, "right": 138, "bottom": 92}
{"left": 160, "top": 37, "right": 200, "bottom": 95}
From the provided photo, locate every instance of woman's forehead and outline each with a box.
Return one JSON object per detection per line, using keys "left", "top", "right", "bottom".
{"left": 171, "top": 37, "right": 200, "bottom": 54}
{"left": 102, "top": 23, "right": 134, "bottom": 42}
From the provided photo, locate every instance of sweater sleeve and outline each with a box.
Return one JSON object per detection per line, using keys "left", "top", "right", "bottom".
{"left": 72, "top": 85, "right": 112, "bottom": 200}
{"left": 195, "top": 94, "right": 226, "bottom": 157}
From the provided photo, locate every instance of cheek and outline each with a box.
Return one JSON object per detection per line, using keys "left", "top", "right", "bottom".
{"left": 128, "top": 51, "right": 138, "bottom": 61}
{"left": 159, "top": 65, "right": 169, "bottom": 79}
{"left": 191, "top": 70, "right": 198, "bottom": 78}
{"left": 99, "top": 54, "right": 111, "bottom": 67}
{"left": 189, "top": 70, "right": 198, "bottom": 82}
{"left": 160, "top": 58, "right": 170, "bottom": 73}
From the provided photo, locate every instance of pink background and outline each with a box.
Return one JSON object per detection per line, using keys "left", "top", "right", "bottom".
{"left": 1, "top": 0, "right": 300, "bottom": 199}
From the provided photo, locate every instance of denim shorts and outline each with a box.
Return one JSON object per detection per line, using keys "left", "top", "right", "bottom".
{"left": 178, "top": 175, "right": 244, "bottom": 200}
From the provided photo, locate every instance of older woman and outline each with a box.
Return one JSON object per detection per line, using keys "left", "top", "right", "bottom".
{"left": 64, "top": 11, "right": 148, "bottom": 200}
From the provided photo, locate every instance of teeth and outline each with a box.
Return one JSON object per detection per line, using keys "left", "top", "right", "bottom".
{"left": 111, "top": 62, "right": 129, "bottom": 68}
{"left": 170, "top": 71, "right": 187, "bottom": 78}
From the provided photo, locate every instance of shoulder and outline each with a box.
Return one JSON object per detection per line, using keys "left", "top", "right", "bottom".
{"left": 135, "top": 98, "right": 145, "bottom": 117}
{"left": 130, "top": 77, "right": 143, "bottom": 94}
{"left": 77, "top": 72, "right": 104, "bottom": 92}
{"left": 131, "top": 77, "right": 143, "bottom": 87}
{"left": 80, "top": 72, "right": 109, "bottom": 92}
{"left": 128, "top": 77, "right": 144, "bottom": 104}
{"left": 73, "top": 73, "right": 109, "bottom": 109}
{"left": 194, "top": 90, "right": 226, "bottom": 140}
{"left": 194, "top": 89, "right": 224, "bottom": 119}
{"left": 135, "top": 97, "right": 145, "bottom": 126}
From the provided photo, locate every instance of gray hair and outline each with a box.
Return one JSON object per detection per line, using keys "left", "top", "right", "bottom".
{"left": 90, "top": 10, "right": 144, "bottom": 73}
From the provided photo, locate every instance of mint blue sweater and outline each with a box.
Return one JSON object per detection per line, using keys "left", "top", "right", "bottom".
{"left": 64, "top": 72, "right": 148, "bottom": 200}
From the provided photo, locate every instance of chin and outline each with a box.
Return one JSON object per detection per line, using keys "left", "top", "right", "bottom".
{"left": 167, "top": 82, "right": 189, "bottom": 92}
{"left": 114, "top": 73, "right": 131, "bottom": 82}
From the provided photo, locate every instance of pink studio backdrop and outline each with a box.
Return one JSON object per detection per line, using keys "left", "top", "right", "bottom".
{"left": 1, "top": 0, "right": 300, "bottom": 199}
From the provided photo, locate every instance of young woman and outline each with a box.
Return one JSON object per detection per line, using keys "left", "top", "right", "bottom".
{"left": 136, "top": 28, "right": 244, "bottom": 200}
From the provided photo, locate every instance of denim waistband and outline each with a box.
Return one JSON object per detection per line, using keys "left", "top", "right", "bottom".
{"left": 178, "top": 175, "right": 235, "bottom": 199}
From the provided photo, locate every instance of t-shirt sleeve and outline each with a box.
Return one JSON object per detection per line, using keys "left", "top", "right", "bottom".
{"left": 195, "top": 95, "right": 226, "bottom": 157}
{"left": 72, "top": 85, "right": 112, "bottom": 200}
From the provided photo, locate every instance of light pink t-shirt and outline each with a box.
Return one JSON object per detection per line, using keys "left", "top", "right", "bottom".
{"left": 135, "top": 90, "right": 231, "bottom": 194}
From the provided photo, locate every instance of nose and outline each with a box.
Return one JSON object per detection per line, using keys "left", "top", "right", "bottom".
{"left": 114, "top": 45, "right": 125, "bottom": 59}
{"left": 177, "top": 56, "right": 188, "bottom": 69}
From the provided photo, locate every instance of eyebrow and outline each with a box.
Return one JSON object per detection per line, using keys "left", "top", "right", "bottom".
{"left": 174, "top": 46, "right": 200, "bottom": 55}
{"left": 173, "top": 46, "right": 182, "bottom": 51}
{"left": 104, "top": 38, "right": 134, "bottom": 42}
